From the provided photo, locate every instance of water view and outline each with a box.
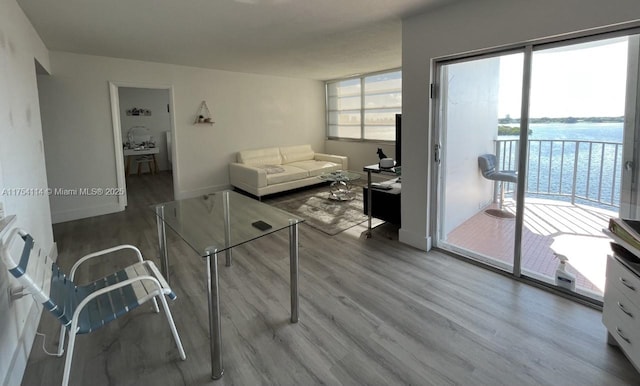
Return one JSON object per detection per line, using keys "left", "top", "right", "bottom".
{"left": 499, "top": 121, "right": 623, "bottom": 142}
{"left": 498, "top": 121, "right": 623, "bottom": 209}
{"left": 529, "top": 121, "right": 623, "bottom": 142}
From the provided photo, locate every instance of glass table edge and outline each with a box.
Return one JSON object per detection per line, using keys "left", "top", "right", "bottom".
{"left": 149, "top": 192, "right": 305, "bottom": 258}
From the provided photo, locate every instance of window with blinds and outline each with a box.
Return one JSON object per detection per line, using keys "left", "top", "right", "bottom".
{"left": 327, "top": 70, "right": 401, "bottom": 141}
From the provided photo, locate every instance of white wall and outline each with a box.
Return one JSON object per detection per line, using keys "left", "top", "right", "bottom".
{"left": 118, "top": 87, "right": 171, "bottom": 171}
{"left": 38, "top": 52, "right": 326, "bottom": 222}
{"left": 441, "top": 58, "right": 500, "bottom": 236}
{"left": 325, "top": 140, "right": 395, "bottom": 174}
{"left": 402, "top": 0, "right": 640, "bottom": 250}
{"left": 0, "top": 0, "right": 53, "bottom": 384}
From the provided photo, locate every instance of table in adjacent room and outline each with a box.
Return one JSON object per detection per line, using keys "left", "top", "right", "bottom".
{"left": 152, "top": 191, "right": 303, "bottom": 380}
{"left": 124, "top": 147, "right": 159, "bottom": 175}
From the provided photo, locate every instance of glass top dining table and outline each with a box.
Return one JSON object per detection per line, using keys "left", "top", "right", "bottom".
{"left": 151, "top": 190, "right": 303, "bottom": 380}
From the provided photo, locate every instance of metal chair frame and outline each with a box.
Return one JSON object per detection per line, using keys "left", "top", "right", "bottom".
{"left": 478, "top": 153, "right": 518, "bottom": 209}
{"left": 0, "top": 224, "right": 186, "bottom": 386}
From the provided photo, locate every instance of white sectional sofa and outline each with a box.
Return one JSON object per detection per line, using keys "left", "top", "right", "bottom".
{"left": 229, "top": 144, "right": 348, "bottom": 198}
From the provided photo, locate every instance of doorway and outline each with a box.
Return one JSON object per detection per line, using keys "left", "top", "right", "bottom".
{"left": 109, "top": 83, "right": 177, "bottom": 208}
{"left": 433, "top": 30, "right": 640, "bottom": 302}
{"left": 434, "top": 51, "right": 523, "bottom": 272}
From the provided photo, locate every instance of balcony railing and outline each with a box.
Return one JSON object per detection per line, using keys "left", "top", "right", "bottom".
{"left": 495, "top": 139, "right": 623, "bottom": 208}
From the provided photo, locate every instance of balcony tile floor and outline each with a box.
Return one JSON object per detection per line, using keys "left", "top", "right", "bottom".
{"left": 446, "top": 198, "right": 616, "bottom": 296}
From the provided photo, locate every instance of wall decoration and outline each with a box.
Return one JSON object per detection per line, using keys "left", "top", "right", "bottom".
{"left": 194, "top": 101, "right": 214, "bottom": 124}
{"left": 127, "top": 107, "right": 152, "bottom": 116}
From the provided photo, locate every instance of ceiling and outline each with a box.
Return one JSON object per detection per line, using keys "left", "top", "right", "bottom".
{"left": 17, "top": 0, "right": 455, "bottom": 80}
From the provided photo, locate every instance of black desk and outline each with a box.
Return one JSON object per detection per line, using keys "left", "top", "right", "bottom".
{"left": 363, "top": 181, "right": 401, "bottom": 225}
{"left": 363, "top": 164, "right": 401, "bottom": 237}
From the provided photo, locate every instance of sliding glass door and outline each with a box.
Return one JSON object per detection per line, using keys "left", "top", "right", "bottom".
{"left": 520, "top": 36, "right": 634, "bottom": 299}
{"left": 434, "top": 30, "right": 640, "bottom": 302}
{"left": 434, "top": 51, "right": 523, "bottom": 271}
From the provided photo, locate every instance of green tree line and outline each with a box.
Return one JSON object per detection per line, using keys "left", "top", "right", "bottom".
{"left": 498, "top": 125, "right": 533, "bottom": 136}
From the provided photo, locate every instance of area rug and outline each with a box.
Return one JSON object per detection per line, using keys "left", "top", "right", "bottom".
{"left": 484, "top": 208, "right": 515, "bottom": 219}
{"left": 265, "top": 183, "right": 369, "bottom": 235}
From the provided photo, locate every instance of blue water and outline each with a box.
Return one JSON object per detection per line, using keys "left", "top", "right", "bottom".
{"left": 501, "top": 122, "right": 623, "bottom": 142}
{"left": 529, "top": 122, "right": 623, "bottom": 142}
{"left": 499, "top": 122, "right": 623, "bottom": 208}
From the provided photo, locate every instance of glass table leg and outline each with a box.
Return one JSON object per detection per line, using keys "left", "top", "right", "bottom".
{"left": 289, "top": 220, "right": 299, "bottom": 323}
{"left": 206, "top": 249, "right": 223, "bottom": 379}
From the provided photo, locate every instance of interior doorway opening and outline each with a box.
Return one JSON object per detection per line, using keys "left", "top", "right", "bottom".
{"left": 109, "top": 83, "right": 177, "bottom": 209}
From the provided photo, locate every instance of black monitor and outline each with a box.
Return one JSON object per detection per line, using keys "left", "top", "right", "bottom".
{"left": 395, "top": 114, "right": 401, "bottom": 166}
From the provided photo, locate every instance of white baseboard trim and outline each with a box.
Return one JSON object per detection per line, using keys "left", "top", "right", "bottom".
{"left": 51, "top": 202, "right": 122, "bottom": 224}
{"left": 399, "top": 228, "right": 430, "bottom": 251}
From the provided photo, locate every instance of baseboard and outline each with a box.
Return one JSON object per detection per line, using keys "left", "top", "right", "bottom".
{"left": 398, "top": 228, "right": 430, "bottom": 251}
{"left": 51, "top": 202, "right": 122, "bottom": 224}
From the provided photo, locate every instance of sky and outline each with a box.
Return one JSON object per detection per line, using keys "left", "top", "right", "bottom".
{"left": 498, "top": 36, "right": 629, "bottom": 119}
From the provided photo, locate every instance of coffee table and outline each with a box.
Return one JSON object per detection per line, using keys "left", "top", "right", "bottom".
{"left": 318, "top": 170, "right": 361, "bottom": 201}
{"left": 152, "top": 191, "right": 303, "bottom": 380}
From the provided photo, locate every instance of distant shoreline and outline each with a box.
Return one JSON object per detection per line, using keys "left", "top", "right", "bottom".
{"left": 499, "top": 116, "right": 624, "bottom": 124}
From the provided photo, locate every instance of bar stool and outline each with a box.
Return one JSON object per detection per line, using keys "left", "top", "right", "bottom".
{"left": 478, "top": 153, "right": 517, "bottom": 214}
{"left": 136, "top": 155, "right": 156, "bottom": 175}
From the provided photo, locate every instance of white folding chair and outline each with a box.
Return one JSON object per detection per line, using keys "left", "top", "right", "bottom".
{"left": 0, "top": 224, "right": 186, "bottom": 386}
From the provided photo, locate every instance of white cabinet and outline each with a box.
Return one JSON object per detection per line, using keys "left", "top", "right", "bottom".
{"left": 603, "top": 254, "right": 640, "bottom": 372}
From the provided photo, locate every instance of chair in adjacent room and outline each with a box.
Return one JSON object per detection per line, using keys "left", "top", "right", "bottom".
{"left": 135, "top": 154, "right": 156, "bottom": 175}
{"left": 478, "top": 154, "right": 518, "bottom": 215}
{"left": 0, "top": 220, "right": 186, "bottom": 386}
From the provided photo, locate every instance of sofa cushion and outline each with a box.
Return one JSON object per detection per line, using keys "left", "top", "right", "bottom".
{"left": 287, "top": 160, "right": 341, "bottom": 177}
{"left": 257, "top": 164, "right": 286, "bottom": 174}
{"left": 280, "top": 145, "right": 315, "bottom": 164}
{"left": 237, "top": 147, "right": 282, "bottom": 167}
{"left": 266, "top": 165, "right": 309, "bottom": 185}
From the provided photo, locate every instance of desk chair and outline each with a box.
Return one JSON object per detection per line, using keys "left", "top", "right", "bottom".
{"left": 478, "top": 154, "right": 517, "bottom": 211}
{"left": 0, "top": 223, "right": 186, "bottom": 386}
{"left": 136, "top": 155, "right": 156, "bottom": 175}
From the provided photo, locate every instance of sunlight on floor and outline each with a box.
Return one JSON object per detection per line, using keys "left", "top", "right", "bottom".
{"left": 550, "top": 234, "right": 610, "bottom": 292}
{"left": 446, "top": 197, "right": 616, "bottom": 297}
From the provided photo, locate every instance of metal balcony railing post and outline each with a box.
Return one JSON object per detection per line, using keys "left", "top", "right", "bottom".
{"left": 612, "top": 144, "right": 620, "bottom": 205}
{"left": 598, "top": 143, "right": 605, "bottom": 203}
{"left": 536, "top": 141, "right": 542, "bottom": 193}
{"left": 587, "top": 142, "right": 595, "bottom": 200}
{"left": 571, "top": 142, "right": 579, "bottom": 205}
{"left": 547, "top": 141, "right": 554, "bottom": 195}
{"left": 494, "top": 141, "right": 502, "bottom": 204}
{"left": 559, "top": 141, "right": 565, "bottom": 195}
{"left": 495, "top": 137, "right": 620, "bottom": 208}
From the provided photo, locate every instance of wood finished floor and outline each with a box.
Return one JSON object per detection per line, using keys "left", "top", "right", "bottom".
{"left": 21, "top": 172, "right": 639, "bottom": 385}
